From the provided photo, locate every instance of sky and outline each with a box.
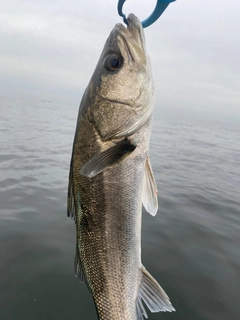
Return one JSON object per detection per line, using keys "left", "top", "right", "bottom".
{"left": 0, "top": 0, "right": 239, "bottom": 117}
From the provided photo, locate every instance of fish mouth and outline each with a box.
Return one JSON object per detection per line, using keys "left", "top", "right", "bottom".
{"left": 126, "top": 14, "right": 146, "bottom": 52}
{"left": 114, "top": 14, "right": 146, "bottom": 55}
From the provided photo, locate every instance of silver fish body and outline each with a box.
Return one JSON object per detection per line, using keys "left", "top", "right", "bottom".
{"left": 68, "top": 14, "right": 174, "bottom": 320}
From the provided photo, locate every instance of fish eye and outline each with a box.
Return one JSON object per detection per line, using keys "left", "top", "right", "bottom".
{"left": 104, "top": 54, "right": 122, "bottom": 72}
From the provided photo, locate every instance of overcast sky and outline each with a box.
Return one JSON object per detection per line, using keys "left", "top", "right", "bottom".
{"left": 0, "top": 0, "right": 239, "bottom": 117}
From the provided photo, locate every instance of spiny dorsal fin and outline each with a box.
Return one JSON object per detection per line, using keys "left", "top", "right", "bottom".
{"left": 136, "top": 267, "right": 175, "bottom": 319}
{"left": 142, "top": 157, "right": 158, "bottom": 216}
{"left": 80, "top": 139, "right": 136, "bottom": 178}
{"left": 67, "top": 158, "right": 76, "bottom": 221}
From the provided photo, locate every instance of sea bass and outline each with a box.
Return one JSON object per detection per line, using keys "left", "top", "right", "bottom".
{"left": 67, "top": 14, "right": 174, "bottom": 319}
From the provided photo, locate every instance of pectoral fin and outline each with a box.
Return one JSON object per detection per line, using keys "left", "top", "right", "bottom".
{"left": 136, "top": 267, "right": 175, "bottom": 319}
{"left": 80, "top": 139, "right": 136, "bottom": 178}
{"left": 142, "top": 157, "right": 158, "bottom": 216}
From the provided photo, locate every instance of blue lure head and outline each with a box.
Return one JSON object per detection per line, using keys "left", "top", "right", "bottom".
{"left": 118, "top": 0, "right": 176, "bottom": 28}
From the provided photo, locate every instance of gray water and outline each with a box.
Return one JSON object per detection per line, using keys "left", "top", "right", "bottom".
{"left": 0, "top": 97, "right": 239, "bottom": 320}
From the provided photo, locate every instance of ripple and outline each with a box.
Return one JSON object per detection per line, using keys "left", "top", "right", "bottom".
{"left": 1, "top": 99, "right": 240, "bottom": 320}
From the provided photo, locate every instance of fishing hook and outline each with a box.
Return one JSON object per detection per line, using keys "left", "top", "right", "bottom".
{"left": 118, "top": 0, "right": 176, "bottom": 28}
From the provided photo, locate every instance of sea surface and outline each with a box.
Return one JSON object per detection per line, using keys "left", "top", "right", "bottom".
{"left": 0, "top": 97, "right": 239, "bottom": 320}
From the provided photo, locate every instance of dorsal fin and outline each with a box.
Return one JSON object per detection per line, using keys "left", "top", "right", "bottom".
{"left": 74, "top": 243, "right": 90, "bottom": 290}
{"left": 67, "top": 158, "right": 76, "bottom": 221}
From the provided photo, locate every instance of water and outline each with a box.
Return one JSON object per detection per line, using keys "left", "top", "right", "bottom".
{"left": 0, "top": 97, "right": 239, "bottom": 320}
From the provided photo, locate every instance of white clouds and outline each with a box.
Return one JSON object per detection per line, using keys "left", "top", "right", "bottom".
{"left": 0, "top": 12, "right": 48, "bottom": 35}
{"left": 0, "top": 0, "right": 239, "bottom": 116}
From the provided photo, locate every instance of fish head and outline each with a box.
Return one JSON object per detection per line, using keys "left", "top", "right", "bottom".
{"left": 86, "top": 14, "right": 154, "bottom": 140}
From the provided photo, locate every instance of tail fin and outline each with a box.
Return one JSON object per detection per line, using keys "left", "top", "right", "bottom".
{"left": 136, "top": 267, "right": 175, "bottom": 319}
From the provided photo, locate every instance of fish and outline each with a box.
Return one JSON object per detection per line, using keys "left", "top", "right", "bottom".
{"left": 67, "top": 13, "right": 175, "bottom": 320}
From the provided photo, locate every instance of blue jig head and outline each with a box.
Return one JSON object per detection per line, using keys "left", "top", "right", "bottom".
{"left": 118, "top": 0, "right": 176, "bottom": 28}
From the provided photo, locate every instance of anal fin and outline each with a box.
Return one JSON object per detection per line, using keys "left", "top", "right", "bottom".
{"left": 136, "top": 267, "right": 175, "bottom": 319}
